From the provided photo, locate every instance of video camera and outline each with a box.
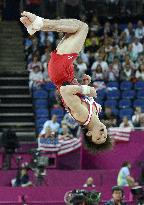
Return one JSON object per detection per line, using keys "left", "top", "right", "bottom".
{"left": 28, "top": 149, "right": 48, "bottom": 175}
{"left": 64, "top": 189, "right": 101, "bottom": 205}
{"left": 131, "top": 186, "right": 144, "bottom": 205}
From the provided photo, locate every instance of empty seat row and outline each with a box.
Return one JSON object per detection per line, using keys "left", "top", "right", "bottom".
{"left": 97, "top": 90, "right": 144, "bottom": 100}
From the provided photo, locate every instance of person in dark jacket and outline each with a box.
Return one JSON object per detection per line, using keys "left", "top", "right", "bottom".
{"left": 104, "top": 186, "right": 127, "bottom": 205}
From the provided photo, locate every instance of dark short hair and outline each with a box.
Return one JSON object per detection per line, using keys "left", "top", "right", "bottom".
{"left": 82, "top": 127, "right": 113, "bottom": 154}
{"left": 112, "top": 186, "right": 124, "bottom": 195}
{"left": 121, "top": 161, "right": 131, "bottom": 167}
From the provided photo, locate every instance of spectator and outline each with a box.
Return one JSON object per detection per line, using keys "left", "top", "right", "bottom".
{"left": 124, "top": 22, "right": 135, "bottom": 44}
{"left": 83, "top": 177, "right": 95, "bottom": 188}
{"left": 127, "top": 44, "right": 138, "bottom": 62}
{"left": 91, "top": 55, "right": 109, "bottom": 73}
{"left": 41, "top": 46, "right": 52, "bottom": 65}
{"left": 117, "top": 161, "right": 137, "bottom": 187}
{"left": 76, "top": 57, "right": 87, "bottom": 76}
{"left": 107, "top": 63, "right": 119, "bottom": 81}
{"left": 135, "top": 20, "right": 144, "bottom": 40}
{"left": 29, "top": 65, "right": 44, "bottom": 90}
{"left": 120, "top": 62, "right": 134, "bottom": 81}
{"left": 116, "top": 40, "right": 127, "bottom": 60}
{"left": 62, "top": 113, "right": 80, "bottom": 136}
{"left": 92, "top": 64, "right": 106, "bottom": 82}
{"left": 132, "top": 107, "right": 142, "bottom": 127}
{"left": 59, "top": 124, "right": 73, "bottom": 140}
{"left": 101, "top": 107, "right": 118, "bottom": 128}
{"left": 40, "top": 126, "right": 58, "bottom": 145}
{"left": 132, "top": 37, "right": 143, "bottom": 55}
{"left": 11, "top": 167, "right": 32, "bottom": 187}
{"left": 27, "top": 55, "right": 42, "bottom": 72}
{"left": 135, "top": 64, "right": 144, "bottom": 81}
{"left": 40, "top": 115, "right": 60, "bottom": 136}
{"left": 104, "top": 186, "right": 127, "bottom": 205}
{"left": 119, "top": 117, "right": 134, "bottom": 128}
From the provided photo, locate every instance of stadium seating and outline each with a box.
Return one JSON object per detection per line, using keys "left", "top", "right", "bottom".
{"left": 134, "top": 81, "right": 144, "bottom": 90}
{"left": 119, "top": 108, "right": 134, "bottom": 119}
{"left": 97, "top": 89, "right": 106, "bottom": 100}
{"left": 104, "top": 99, "right": 117, "bottom": 108}
{"left": 107, "top": 81, "right": 119, "bottom": 89}
{"left": 43, "top": 82, "right": 56, "bottom": 91}
{"left": 35, "top": 108, "right": 49, "bottom": 118}
{"left": 33, "top": 89, "right": 48, "bottom": 99}
{"left": 107, "top": 90, "right": 120, "bottom": 100}
{"left": 133, "top": 99, "right": 144, "bottom": 109}
{"left": 119, "top": 99, "right": 132, "bottom": 109}
{"left": 51, "top": 106, "right": 65, "bottom": 118}
{"left": 34, "top": 99, "right": 48, "bottom": 108}
{"left": 120, "top": 81, "right": 133, "bottom": 90}
{"left": 137, "top": 90, "right": 144, "bottom": 99}
{"left": 122, "top": 90, "right": 135, "bottom": 100}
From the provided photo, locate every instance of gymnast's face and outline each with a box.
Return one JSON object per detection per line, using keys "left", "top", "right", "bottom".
{"left": 87, "top": 123, "right": 107, "bottom": 144}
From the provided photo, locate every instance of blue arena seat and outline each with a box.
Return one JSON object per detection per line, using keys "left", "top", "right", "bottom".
{"left": 122, "top": 90, "right": 135, "bottom": 99}
{"left": 120, "top": 81, "right": 133, "bottom": 90}
{"left": 111, "top": 108, "right": 119, "bottom": 116}
{"left": 95, "top": 99, "right": 104, "bottom": 107}
{"left": 35, "top": 108, "right": 49, "bottom": 118}
{"left": 135, "top": 81, "right": 144, "bottom": 90}
{"left": 137, "top": 90, "right": 144, "bottom": 99}
{"left": 51, "top": 106, "right": 65, "bottom": 117}
{"left": 107, "top": 90, "right": 120, "bottom": 99}
{"left": 133, "top": 99, "right": 144, "bottom": 109}
{"left": 36, "top": 117, "right": 48, "bottom": 128}
{"left": 107, "top": 81, "right": 119, "bottom": 89}
{"left": 119, "top": 108, "right": 134, "bottom": 119}
{"left": 33, "top": 90, "right": 48, "bottom": 99}
{"left": 97, "top": 89, "right": 106, "bottom": 100}
{"left": 43, "top": 82, "right": 56, "bottom": 91}
{"left": 34, "top": 99, "right": 48, "bottom": 108}
{"left": 104, "top": 100, "right": 117, "bottom": 108}
{"left": 119, "top": 99, "right": 132, "bottom": 108}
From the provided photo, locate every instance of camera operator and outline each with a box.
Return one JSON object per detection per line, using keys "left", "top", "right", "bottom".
{"left": 1, "top": 128, "right": 19, "bottom": 170}
{"left": 11, "top": 166, "right": 32, "bottom": 187}
{"left": 104, "top": 186, "right": 127, "bottom": 205}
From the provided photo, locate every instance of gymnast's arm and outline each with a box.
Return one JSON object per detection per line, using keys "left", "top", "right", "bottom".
{"left": 60, "top": 85, "right": 96, "bottom": 113}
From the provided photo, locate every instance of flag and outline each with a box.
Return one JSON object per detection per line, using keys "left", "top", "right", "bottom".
{"left": 38, "top": 136, "right": 81, "bottom": 156}
{"left": 108, "top": 127, "right": 132, "bottom": 142}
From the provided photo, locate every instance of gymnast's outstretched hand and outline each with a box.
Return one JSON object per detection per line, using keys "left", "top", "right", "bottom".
{"left": 20, "top": 11, "right": 36, "bottom": 28}
{"left": 82, "top": 74, "right": 91, "bottom": 85}
{"left": 20, "top": 11, "right": 43, "bottom": 35}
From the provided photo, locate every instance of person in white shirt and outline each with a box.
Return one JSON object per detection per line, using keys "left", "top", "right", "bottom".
{"left": 83, "top": 177, "right": 95, "bottom": 188}
{"left": 135, "top": 64, "right": 144, "bottom": 81}
{"left": 135, "top": 20, "right": 144, "bottom": 40}
{"left": 124, "top": 22, "right": 135, "bottom": 43}
{"left": 132, "top": 107, "right": 142, "bottom": 127}
{"left": 27, "top": 55, "right": 42, "bottom": 72}
{"left": 119, "top": 117, "right": 134, "bottom": 128}
{"left": 39, "top": 115, "right": 60, "bottom": 136}
{"left": 76, "top": 57, "right": 87, "bottom": 75}
{"left": 29, "top": 65, "right": 44, "bottom": 90}
{"left": 132, "top": 38, "right": 143, "bottom": 54}
{"left": 91, "top": 56, "right": 109, "bottom": 73}
{"left": 117, "top": 161, "right": 136, "bottom": 187}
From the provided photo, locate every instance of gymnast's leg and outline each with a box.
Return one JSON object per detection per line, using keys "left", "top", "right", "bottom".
{"left": 20, "top": 11, "right": 88, "bottom": 54}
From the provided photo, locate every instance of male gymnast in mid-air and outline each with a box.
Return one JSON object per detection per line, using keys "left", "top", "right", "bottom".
{"left": 20, "top": 11, "right": 112, "bottom": 153}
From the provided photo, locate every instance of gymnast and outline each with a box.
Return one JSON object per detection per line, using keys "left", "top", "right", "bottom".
{"left": 20, "top": 11, "right": 112, "bottom": 153}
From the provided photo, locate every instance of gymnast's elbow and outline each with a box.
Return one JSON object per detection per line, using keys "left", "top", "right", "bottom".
{"left": 60, "top": 86, "right": 67, "bottom": 96}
